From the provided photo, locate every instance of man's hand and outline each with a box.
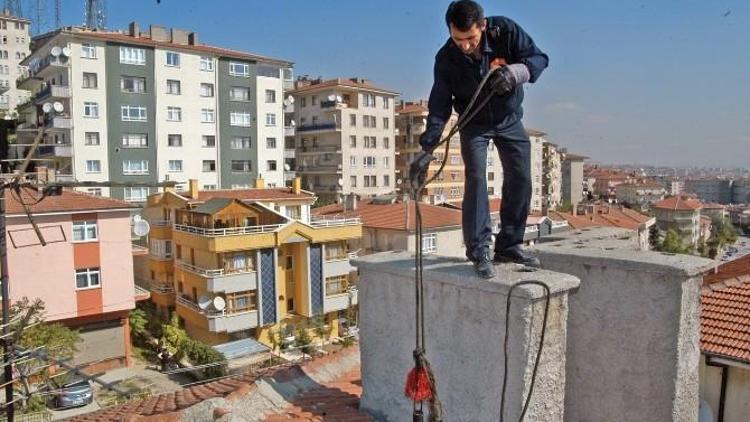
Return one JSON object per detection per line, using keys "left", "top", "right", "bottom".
{"left": 409, "top": 151, "right": 435, "bottom": 192}
{"left": 490, "top": 63, "right": 530, "bottom": 95}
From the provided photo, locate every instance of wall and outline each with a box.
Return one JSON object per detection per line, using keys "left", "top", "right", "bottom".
{"left": 700, "top": 357, "right": 750, "bottom": 422}
{"left": 98, "top": 211, "right": 137, "bottom": 314}
{"left": 218, "top": 57, "right": 255, "bottom": 188}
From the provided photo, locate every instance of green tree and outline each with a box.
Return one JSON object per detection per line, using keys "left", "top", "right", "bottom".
{"left": 129, "top": 309, "right": 149, "bottom": 340}
{"left": 658, "top": 229, "right": 689, "bottom": 254}
{"left": 555, "top": 202, "right": 573, "bottom": 213}
{"left": 648, "top": 226, "right": 661, "bottom": 250}
{"left": 295, "top": 327, "right": 314, "bottom": 355}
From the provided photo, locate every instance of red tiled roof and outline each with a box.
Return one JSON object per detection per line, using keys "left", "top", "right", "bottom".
{"left": 548, "top": 206, "right": 652, "bottom": 231}
{"left": 178, "top": 188, "right": 315, "bottom": 203}
{"left": 654, "top": 196, "right": 702, "bottom": 210}
{"left": 526, "top": 128, "right": 547, "bottom": 137}
{"left": 313, "top": 199, "right": 462, "bottom": 231}
{"left": 701, "top": 280, "right": 750, "bottom": 363}
{"left": 396, "top": 103, "right": 428, "bottom": 114}
{"left": 703, "top": 254, "right": 750, "bottom": 286}
{"left": 290, "top": 78, "right": 399, "bottom": 96}
{"left": 451, "top": 197, "right": 502, "bottom": 214}
{"left": 4, "top": 188, "right": 136, "bottom": 216}
{"left": 702, "top": 202, "right": 726, "bottom": 210}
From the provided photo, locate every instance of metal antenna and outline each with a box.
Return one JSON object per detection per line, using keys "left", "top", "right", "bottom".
{"left": 84, "top": 0, "right": 105, "bottom": 29}
{"left": 55, "top": 0, "right": 61, "bottom": 28}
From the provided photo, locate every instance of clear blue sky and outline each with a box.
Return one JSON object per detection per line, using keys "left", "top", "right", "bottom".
{"left": 54, "top": 0, "right": 749, "bottom": 168}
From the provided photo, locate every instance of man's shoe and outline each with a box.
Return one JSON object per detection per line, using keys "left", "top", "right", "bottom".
{"left": 494, "top": 245, "right": 541, "bottom": 268}
{"left": 473, "top": 254, "right": 496, "bottom": 279}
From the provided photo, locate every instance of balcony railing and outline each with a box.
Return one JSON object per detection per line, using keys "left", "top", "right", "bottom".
{"left": 148, "top": 219, "right": 171, "bottom": 227}
{"left": 299, "top": 145, "right": 342, "bottom": 154}
{"left": 35, "top": 84, "right": 71, "bottom": 102}
{"left": 173, "top": 223, "right": 284, "bottom": 237}
{"left": 175, "top": 260, "right": 255, "bottom": 278}
{"left": 297, "top": 123, "right": 339, "bottom": 133}
{"left": 136, "top": 278, "right": 174, "bottom": 294}
{"left": 296, "top": 164, "right": 342, "bottom": 173}
{"left": 176, "top": 295, "right": 223, "bottom": 316}
{"left": 310, "top": 217, "right": 361, "bottom": 227}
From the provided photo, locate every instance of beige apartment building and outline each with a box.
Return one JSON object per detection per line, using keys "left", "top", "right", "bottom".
{"left": 0, "top": 10, "right": 30, "bottom": 115}
{"left": 542, "top": 140, "right": 562, "bottom": 212}
{"left": 290, "top": 77, "right": 398, "bottom": 201}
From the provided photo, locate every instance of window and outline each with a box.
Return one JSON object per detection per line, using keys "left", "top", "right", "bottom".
{"left": 384, "top": 175, "right": 390, "bottom": 186}
{"left": 231, "top": 160, "right": 252, "bottom": 173}
{"left": 227, "top": 291, "right": 256, "bottom": 312}
{"left": 350, "top": 156, "right": 356, "bottom": 167}
{"left": 265, "top": 113, "right": 276, "bottom": 126}
{"left": 200, "top": 83, "right": 214, "bottom": 97}
{"left": 266, "top": 137, "right": 277, "bottom": 149}
{"left": 488, "top": 172, "right": 495, "bottom": 181}
{"left": 230, "top": 112, "right": 251, "bottom": 127}
{"left": 363, "top": 115, "right": 370, "bottom": 128}
{"left": 265, "top": 89, "right": 276, "bottom": 103}
{"left": 203, "top": 184, "right": 216, "bottom": 190}
{"left": 383, "top": 117, "right": 390, "bottom": 129}
{"left": 81, "top": 43, "right": 96, "bottom": 59}
{"left": 202, "top": 160, "right": 216, "bottom": 172}
{"left": 82, "top": 72, "right": 97, "bottom": 88}
{"left": 122, "top": 133, "right": 148, "bottom": 148}
{"left": 84, "top": 132, "right": 100, "bottom": 146}
{"left": 72, "top": 220, "right": 98, "bottom": 242}
{"left": 364, "top": 175, "right": 377, "bottom": 187}
{"left": 124, "top": 187, "right": 149, "bottom": 202}
{"left": 200, "top": 56, "right": 214, "bottom": 71}
{"left": 325, "top": 275, "right": 348, "bottom": 296}
{"left": 168, "top": 160, "right": 183, "bottom": 172}
{"left": 362, "top": 93, "right": 375, "bottom": 107}
{"left": 267, "top": 160, "right": 277, "bottom": 171}
{"left": 230, "top": 86, "right": 250, "bottom": 101}
{"left": 383, "top": 137, "right": 390, "bottom": 149}
{"left": 383, "top": 97, "right": 390, "bottom": 109}
{"left": 364, "top": 136, "right": 376, "bottom": 148}
{"left": 422, "top": 233, "right": 437, "bottom": 253}
{"left": 229, "top": 62, "right": 249, "bottom": 76}
{"left": 75, "top": 268, "right": 101, "bottom": 289}
{"left": 311, "top": 95, "right": 318, "bottom": 106}
{"left": 166, "top": 51, "right": 180, "bottom": 67}
{"left": 200, "top": 108, "right": 215, "bottom": 123}
{"left": 167, "top": 134, "right": 182, "bottom": 147}
{"left": 87, "top": 188, "right": 102, "bottom": 196}
{"left": 85, "top": 160, "right": 101, "bottom": 173}
{"left": 121, "top": 76, "right": 146, "bottom": 93}
{"left": 451, "top": 171, "right": 460, "bottom": 181}
{"left": 167, "top": 106, "right": 182, "bottom": 121}
{"left": 450, "top": 187, "right": 461, "bottom": 197}
{"left": 451, "top": 154, "right": 461, "bottom": 165}
{"left": 350, "top": 176, "right": 357, "bottom": 187}
{"left": 230, "top": 137, "right": 252, "bottom": 149}
{"left": 383, "top": 157, "right": 390, "bottom": 168}
{"left": 83, "top": 102, "right": 99, "bottom": 118}
{"left": 121, "top": 105, "right": 147, "bottom": 121}
{"left": 166, "top": 79, "right": 181, "bottom": 95}
{"left": 123, "top": 160, "right": 149, "bottom": 175}
{"left": 325, "top": 241, "right": 349, "bottom": 261}
{"left": 364, "top": 156, "right": 376, "bottom": 168}
{"left": 119, "top": 46, "right": 146, "bottom": 65}
{"left": 202, "top": 135, "right": 216, "bottom": 147}
{"left": 349, "top": 114, "right": 356, "bottom": 127}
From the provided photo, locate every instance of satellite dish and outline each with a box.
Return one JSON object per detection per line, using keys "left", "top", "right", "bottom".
{"left": 133, "top": 220, "right": 151, "bottom": 237}
{"left": 290, "top": 120, "right": 296, "bottom": 127}
{"left": 53, "top": 102, "right": 64, "bottom": 113}
{"left": 284, "top": 163, "right": 290, "bottom": 171}
{"left": 422, "top": 118, "right": 427, "bottom": 125}
{"left": 213, "top": 296, "right": 226, "bottom": 311}
{"left": 50, "top": 46, "right": 62, "bottom": 57}
{"left": 198, "top": 295, "right": 212, "bottom": 310}
{"left": 397, "top": 178, "right": 403, "bottom": 185}
{"left": 42, "top": 103, "right": 53, "bottom": 114}
{"left": 61, "top": 47, "right": 72, "bottom": 57}
{"left": 132, "top": 214, "right": 142, "bottom": 222}
{"left": 327, "top": 94, "right": 335, "bottom": 102}
{"left": 337, "top": 178, "right": 343, "bottom": 187}
{"left": 336, "top": 95, "right": 342, "bottom": 103}
{"left": 286, "top": 95, "right": 294, "bottom": 104}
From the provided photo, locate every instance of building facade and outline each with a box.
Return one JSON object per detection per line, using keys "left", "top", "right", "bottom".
{"left": 561, "top": 152, "right": 587, "bottom": 208}
{"left": 5, "top": 190, "right": 146, "bottom": 372}
{"left": 685, "top": 178, "right": 733, "bottom": 204}
{"left": 541, "top": 140, "right": 562, "bottom": 212}
{"left": 615, "top": 182, "right": 666, "bottom": 209}
{"left": 732, "top": 178, "right": 750, "bottom": 204}
{"left": 653, "top": 196, "right": 702, "bottom": 249}
{"left": 137, "top": 178, "right": 362, "bottom": 348}
{"left": 0, "top": 10, "right": 31, "bottom": 115}
{"left": 16, "top": 23, "right": 292, "bottom": 200}
{"left": 527, "top": 129, "right": 545, "bottom": 213}
{"left": 290, "top": 77, "right": 398, "bottom": 201}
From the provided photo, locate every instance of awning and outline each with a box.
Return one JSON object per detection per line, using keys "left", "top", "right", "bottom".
{"left": 213, "top": 338, "right": 270, "bottom": 360}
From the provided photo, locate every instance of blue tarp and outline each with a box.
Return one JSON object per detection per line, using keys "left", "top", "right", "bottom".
{"left": 212, "top": 338, "right": 269, "bottom": 360}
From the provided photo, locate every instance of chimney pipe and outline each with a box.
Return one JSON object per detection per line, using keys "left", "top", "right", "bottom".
{"left": 188, "top": 179, "right": 199, "bottom": 199}
{"left": 128, "top": 21, "right": 139, "bottom": 37}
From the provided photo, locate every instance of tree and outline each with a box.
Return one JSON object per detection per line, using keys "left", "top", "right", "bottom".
{"left": 312, "top": 316, "right": 331, "bottom": 346}
{"left": 658, "top": 229, "right": 689, "bottom": 254}
{"left": 10, "top": 298, "right": 80, "bottom": 410}
{"left": 295, "top": 327, "right": 314, "bottom": 355}
{"left": 648, "top": 225, "right": 660, "bottom": 250}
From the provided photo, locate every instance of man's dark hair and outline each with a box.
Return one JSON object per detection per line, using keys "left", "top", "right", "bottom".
{"left": 445, "top": 0, "right": 485, "bottom": 31}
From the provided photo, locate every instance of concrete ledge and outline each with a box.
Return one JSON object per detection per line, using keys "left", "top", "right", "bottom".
{"left": 356, "top": 252, "right": 580, "bottom": 422}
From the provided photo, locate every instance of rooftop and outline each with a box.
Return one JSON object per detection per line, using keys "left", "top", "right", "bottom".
{"left": 290, "top": 77, "right": 400, "bottom": 96}
{"left": 184, "top": 187, "right": 315, "bottom": 203}
{"left": 313, "top": 198, "right": 462, "bottom": 231}
{"left": 4, "top": 188, "right": 136, "bottom": 216}
{"left": 548, "top": 205, "right": 652, "bottom": 231}
{"left": 653, "top": 196, "right": 702, "bottom": 211}
{"left": 701, "top": 279, "right": 750, "bottom": 363}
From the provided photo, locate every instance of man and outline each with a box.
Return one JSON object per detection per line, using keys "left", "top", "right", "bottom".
{"left": 411, "top": 0, "right": 548, "bottom": 278}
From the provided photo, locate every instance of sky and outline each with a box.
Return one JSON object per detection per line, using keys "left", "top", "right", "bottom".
{"left": 51, "top": 0, "right": 750, "bottom": 168}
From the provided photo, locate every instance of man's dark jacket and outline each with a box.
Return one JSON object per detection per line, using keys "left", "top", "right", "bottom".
{"left": 420, "top": 16, "right": 549, "bottom": 151}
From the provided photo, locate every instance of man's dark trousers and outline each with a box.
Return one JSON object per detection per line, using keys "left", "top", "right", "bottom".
{"left": 460, "top": 119, "right": 531, "bottom": 262}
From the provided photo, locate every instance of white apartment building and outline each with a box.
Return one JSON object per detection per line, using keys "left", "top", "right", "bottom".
{"left": 16, "top": 22, "right": 292, "bottom": 201}
{"left": 528, "top": 129, "right": 545, "bottom": 213}
{"left": 290, "top": 77, "right": 398, "bottom": 200}
{"left": 0, "top": 10, "right": 30, "bottom": 115}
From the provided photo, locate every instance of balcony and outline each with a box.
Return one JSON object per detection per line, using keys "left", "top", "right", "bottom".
{"left": 295, "top": 164, "right": 342, "bottom": 174}
{"left": 176, "top": 295, "right": 259, "bottom": 333}
{"left": 314, "top": 185, "right": 343, "bottom": 193}
{"left": 172, "top": 223, "right": 284, "bottom": 252}
{"left": 298, "top": 145, "right": 342, "bottom": 154}
{"left": 320, "top": 100, "right": 350, "bottom": 109}
{"left": 136, "top": 278, "right": 174, "bottom": 294}
{"left": 35, "top": 85, "right": 71, "bottom": 103}
{"left": 324, "top": 288, "right": 358, "bottom": 313}
{"left": 175, "top": 261, "right": 257, "bottom": 294}
{"left": 283, "top": 148, "right": 296, "bottom": 159}
{"left": 38, "top": 144, "right": 72, "bottom": 158}
{"left": 284, "top": 126, "right": 295, "bottom": 137}
{"left": 296, "top": 122, "right": 339, "bottom": 133}
{"left": 310, "top": 216, "right": 361, "bottom": 228}
{"left": 48, "top": 116, "right": 72, "bottom": 130}
{"left": 173, "top": 223, "right": 283, "bottom": 237}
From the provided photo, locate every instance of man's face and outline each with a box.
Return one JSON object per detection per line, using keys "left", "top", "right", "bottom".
{"left": 449, "top": 20, "right": 486, "bottom": 55}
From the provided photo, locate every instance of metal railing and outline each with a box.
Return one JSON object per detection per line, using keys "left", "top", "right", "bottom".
{"left": 135, "top": 278, "right": 174, "bottom": 294}
{"left": 176, "top": 295, "right": 256, "bottom": 318}
{"left": 175, "top": 260, "right": 256, "bottom": 278}
{"left": 173, "top": 223, "right": 284, "bottom": 237}
{"left": 297, "top": 122, "right": 338, "bottom": 132}
{"left": 309, "top": 217, "right": 361, "bottom": 227}
{"left": 149, "top": 219, "right": 172, "bottom": 227}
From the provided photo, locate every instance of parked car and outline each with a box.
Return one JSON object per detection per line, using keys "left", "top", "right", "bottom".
{"left": 51, "top": 377, "right": 93, "bottom": 409}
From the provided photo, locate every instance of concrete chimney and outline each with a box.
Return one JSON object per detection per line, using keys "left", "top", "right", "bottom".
{"left": 128, "top": 21, "right": 140, "bottom": 37}
{"left": 188, "top": 32, "right": 199, "bottom": 45}
{"left": 171, "top": 28, "right": 189, "bottom": 45}
{"left": 345, "top": 193, "right": 357, "bottom": 211}
{"left": 188, "top": 179, "right": 199, "bottom": 199}
{"left": 292, "top": 177, "right": 302, "bottom": 195}
{"left": 149, "top": 25, "right": 169, "bottom": 42}
{"left": 254, "top": 175, "right": 265, "bottom": 189}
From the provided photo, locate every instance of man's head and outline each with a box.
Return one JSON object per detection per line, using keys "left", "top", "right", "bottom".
{"left": 445, "top": 0, "right": 486, "bottom": 55}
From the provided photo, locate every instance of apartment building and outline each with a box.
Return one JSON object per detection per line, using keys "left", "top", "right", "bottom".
{"left": 542, "top": 140, "right": 562, "bottom": 212}
{"left": 653, "top": 196, "right": 702, "bottom": 249}
{"left": 615, "top": 182, "right": 666, "bottom": 209}
{"left": 16, "top": 23, "right": 292, "bottom": 200}
{"left": 527, "top": 128, "right": 545, "bottom": 213}
{"left": 732, "top": 178, "right": 750, "bottom": 204}
{"left": 290, "top": 77, "right": 398, "bottom": 200}
{"left": 137, "top": 178, "right": 362, "bottom": 348}
{"left": 685, "top": 178, "right": 733, "bottom": 204}
{"left": 5, "top": 189, "right": 147, "bottom": 372}
{"left": 561, "top": 152, "right": 587, "bottom": 208}
{"left": 0, "top": 10, "right": 30, "bottom": 114}
{"left": 394, "top": 101, "right": 503, "bottom": 204}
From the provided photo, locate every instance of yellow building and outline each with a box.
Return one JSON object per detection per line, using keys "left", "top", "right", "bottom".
{"left": 136, "top": 178, "right": 362, "bottom": 349}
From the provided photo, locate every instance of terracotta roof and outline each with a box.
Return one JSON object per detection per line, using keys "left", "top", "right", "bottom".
{"left": 290, "top": 78, "right": 399, "bottom": 96}
{"left": 702, "top": 202, "right": 726, "bottom": 210}
{"left": 178, "top": 188, "right": 315, "bottom": 203}
{"left": 548, "top": 206, "right": 652, "bottom": 231}
{"left": 703, "top": 254, "right": 750, "bottom": 286}
{"left": 313, "top": 199, "right": 462, "bottom": 231}
{"left": 451, "top": 197, "right": 502, "bottom": 214}
{"left": 4, "top": 188, "right": 136, "bottom": 216}
{"left": 701, "top": 280, "right": 750, "bottom": 363}
{"left": 56, "top": 29, "right": 293, "bottom": 66}
{"left": 526, "top": 128, "right": 547, "bottom": 137}
{"left": 654, "top": 196, "right": 702, "bottom": 211}
{"left": 396, "top": 103, "right": 428, "bottom": 114}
